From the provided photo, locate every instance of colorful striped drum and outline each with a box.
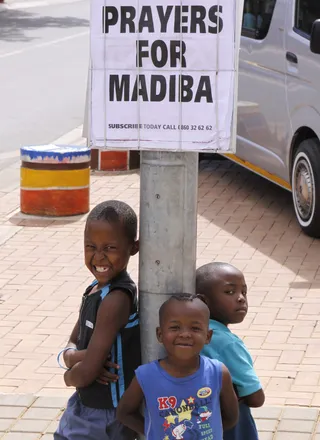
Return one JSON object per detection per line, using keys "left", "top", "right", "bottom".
{"left": 20, "top": 145, "right": 91, "bottom": 217}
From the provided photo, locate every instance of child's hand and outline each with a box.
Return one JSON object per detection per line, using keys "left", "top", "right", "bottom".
{"left": 64, "top": 348, "right": 87, "bottom": 369}
{"left": 96, "top": 360, "right": 119, "bottom": 385}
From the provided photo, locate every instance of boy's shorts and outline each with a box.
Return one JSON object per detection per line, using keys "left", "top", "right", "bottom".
{"left": 54, "top": 392, "right": 136, "bottom": 440}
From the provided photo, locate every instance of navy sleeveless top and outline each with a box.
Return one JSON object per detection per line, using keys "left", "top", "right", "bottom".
{"left": 136, "top": 356, "right": 223, "bottom": 440}
{"left": 76, "top": 270, "right": 141, "bottom": 409}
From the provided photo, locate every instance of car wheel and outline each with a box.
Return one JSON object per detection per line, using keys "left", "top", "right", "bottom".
{"left": 292, "top": 138, "right": 320, "bottom": 238}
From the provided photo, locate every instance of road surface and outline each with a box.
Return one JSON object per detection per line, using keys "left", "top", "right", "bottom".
{"left": 0, "top": 0, "right": 89, "bottom": 168}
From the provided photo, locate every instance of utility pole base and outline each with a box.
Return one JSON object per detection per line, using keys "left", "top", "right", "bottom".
{"left": 139, "top": 150, "right": 198, "bottom": 364}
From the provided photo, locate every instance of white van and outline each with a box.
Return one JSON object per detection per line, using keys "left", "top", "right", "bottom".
{"left": 228, "top": 0, "right": 320, "bottom": 237}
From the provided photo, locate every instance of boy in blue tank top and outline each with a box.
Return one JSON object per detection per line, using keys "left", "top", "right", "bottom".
{"left": 196, "top": 262, "right": 265, "bottom": 440}
{"left": 117, "top": 294, "right": 239, "bottom": 439}
{"left": 54, "top": 200, "right": 141, "bottom": 440}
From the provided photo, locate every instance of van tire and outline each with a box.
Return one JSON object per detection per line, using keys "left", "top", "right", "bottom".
{"left": 292, "top": 138, "right": 320, "bottom": 238}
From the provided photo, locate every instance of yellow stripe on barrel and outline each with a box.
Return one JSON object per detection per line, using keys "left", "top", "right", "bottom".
{"left": 21, "top": 167, "right": 90, "bottom": 189}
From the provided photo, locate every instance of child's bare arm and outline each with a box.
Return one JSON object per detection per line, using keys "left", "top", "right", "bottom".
{"left": 116, "top": 376, "right": 145, "bottom": 434}
{"left": 220, "top": 364, "right": 239, "bottom": 430}
{"left": 64, "top": 349, "right": 87, "bottom": 369}
{"left": 62, "top": 320, "right": 120, "bottom": 382}
{"left": 64, "top": 290, "right": 131, "bottom": 388}
{"left": 62, "top": 320, "right": 88, "bottom": 369}
{"left": 240, "top": 389, "right": 265, "bottom": 408}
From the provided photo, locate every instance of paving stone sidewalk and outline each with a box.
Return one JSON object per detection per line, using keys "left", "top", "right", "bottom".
{"left": 1, "top": 396, "right": 320, "bottom": 439}
{"left": 1, "top": 157, "right": 320, "bottom": 437}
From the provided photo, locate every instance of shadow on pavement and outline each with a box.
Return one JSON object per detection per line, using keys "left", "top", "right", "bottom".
{"left": 9, "top": 211, "right": 87, "bottom": 227}
{"left": 5, "top": 157, "right": 320, "bottom": 285}
{"left": 198, "top": 158, "right": 319, "bottom": 285}
{"left": 0, "top": 9, "right": 89, "bottom": 42}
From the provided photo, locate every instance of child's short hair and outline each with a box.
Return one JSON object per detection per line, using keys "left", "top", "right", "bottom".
{"left": 86, "top": 200, "right": 137, "bottom": 242}
{"left": 196, "top": 262, "right": 238, "bottom": 295}
{"left": 159, "top": 293, "right": 208, "bottom": 323}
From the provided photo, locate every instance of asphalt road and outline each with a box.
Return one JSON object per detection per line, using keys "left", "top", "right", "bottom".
{"left": 0, "top": 0, "right": 89, "bottom": 166}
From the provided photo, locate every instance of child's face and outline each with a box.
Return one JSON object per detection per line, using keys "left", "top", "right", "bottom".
{"left": 207, "top": 268, "right": 248, "bottom": 325}
{"left": 156, "top": 300, "right": 212, "bottom": 362}
{"left": 84, "top": 219, "right": 137, "bottom": 287}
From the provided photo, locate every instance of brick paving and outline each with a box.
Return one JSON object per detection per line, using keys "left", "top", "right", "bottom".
{"left": 0, "top": 156, "right": 320, "bottom": 437}
{"left": 0, "top": 395, "right": 320, "bottom": 439}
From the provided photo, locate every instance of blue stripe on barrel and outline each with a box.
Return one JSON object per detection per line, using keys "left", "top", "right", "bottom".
{"left": 21, "top": 145, "right": 91, "bottom": 164}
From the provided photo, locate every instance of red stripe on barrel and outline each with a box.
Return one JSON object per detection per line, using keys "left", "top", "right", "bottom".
{"left": 21, "top": 188, "right": 89, "bottom": 217}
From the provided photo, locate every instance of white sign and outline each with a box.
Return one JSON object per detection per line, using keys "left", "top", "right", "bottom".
{"left": 90, "top": 0, "right": 243, "bottom": 152}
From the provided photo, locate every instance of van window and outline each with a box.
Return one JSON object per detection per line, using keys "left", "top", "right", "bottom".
{"left": 242, "top": 0, "right": 277, "bottom": 40}
{"left": 295, "top": 0, "right": 320, "bottom": 37}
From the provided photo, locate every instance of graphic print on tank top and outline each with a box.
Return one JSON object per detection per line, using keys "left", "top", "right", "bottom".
{"left": 157, "top": 386, "right": 215, "bottom": 440}
{"left": 137, "top": 357, "right": 222, "bottom": 440}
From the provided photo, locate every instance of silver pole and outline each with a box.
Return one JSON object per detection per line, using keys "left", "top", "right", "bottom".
{"left": 139, "top": 150, "right": 198, "bottom": 363}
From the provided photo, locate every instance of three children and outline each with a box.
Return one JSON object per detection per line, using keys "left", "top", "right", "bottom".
{"left": 56, "top": 198, "right": 263, "bottom": 440}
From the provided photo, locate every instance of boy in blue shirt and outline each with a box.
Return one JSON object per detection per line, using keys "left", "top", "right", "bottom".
{"left": 117, "top": 294, "right": 239, "bottom": 439}
{"left": 196, "top": 262, "right": 265, "bottom": 440}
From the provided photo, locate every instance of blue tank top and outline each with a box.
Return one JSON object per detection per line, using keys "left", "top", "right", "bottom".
{"left": 136, "top": 356, "right": 223, "bottom": 440}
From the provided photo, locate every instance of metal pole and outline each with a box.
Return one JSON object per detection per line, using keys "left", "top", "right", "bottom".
{"left": 139, "top": 150, "right": 198, "bottom": 363}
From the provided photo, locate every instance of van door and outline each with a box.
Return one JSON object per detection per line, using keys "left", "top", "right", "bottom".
{"left": 237, "top": 0, "right": 290, "bottom": 181}
{"left": 285, "top": 0, "right": 320, "bottom": 140}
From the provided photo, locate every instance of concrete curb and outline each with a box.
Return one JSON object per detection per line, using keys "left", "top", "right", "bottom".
{"left": 53, "top": 125, "right": 86, "bottom": 146}
{"left": 0, "top": 124, "right": 85, "bottom": 163}
{"left": 0, "top": 124, "right": 86, "bottom": 194}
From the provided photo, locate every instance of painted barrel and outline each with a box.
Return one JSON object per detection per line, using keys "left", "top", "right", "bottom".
{"left": 20, "top": 145, "right": 91, "bottom": 217}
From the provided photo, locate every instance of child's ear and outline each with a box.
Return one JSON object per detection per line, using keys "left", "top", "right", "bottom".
{"left": 131, "top": 239, "right": 139, "bottom": 256}
{"left": 205, "top": 329, "right": 213, "bottom": 345}
{"left": 156, "top": 327, "right": 163, "bottom": 343}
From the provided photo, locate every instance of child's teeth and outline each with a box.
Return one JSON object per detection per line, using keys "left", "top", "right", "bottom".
{"left": 96, "top": 267, "right": 108, "bottom": 273}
